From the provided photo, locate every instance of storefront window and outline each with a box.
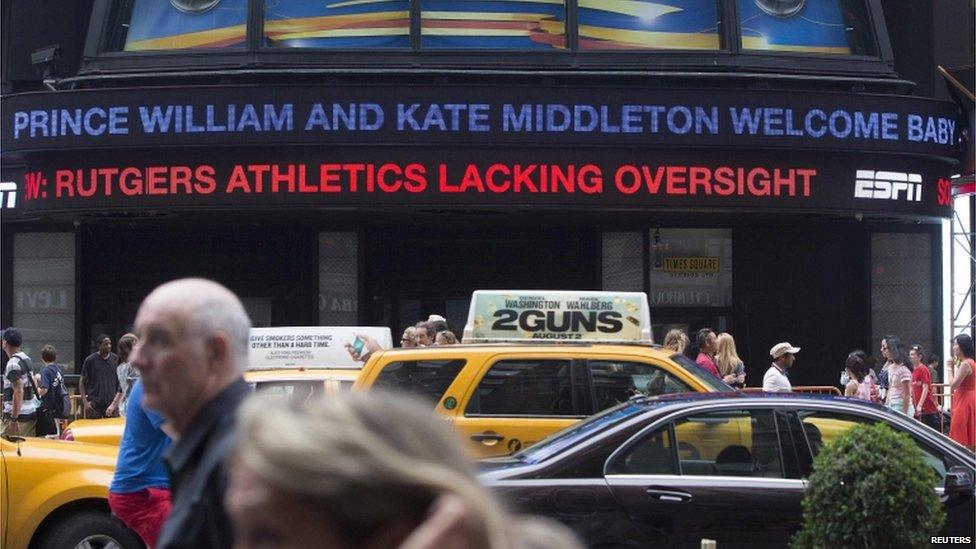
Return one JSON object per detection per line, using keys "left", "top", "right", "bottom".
{"left": 12, "top": 233, "right": 76, "bottom": 371}
{"left": 112, "top": 0, "right": 249, "bottom": 51}
{"left": 319, "top": 232, "right": 359, "bottom": 325}
{"left": 421, "top": 0, "right": 566, "bottom": 49}
{"left": 738, "top": 0, "right": 875, "bottom": 55}
{"left": 648, "top": 228, "right": 732, "bottom": 307}
{"left": 264, "top": 0, "right": 410, "bottom": 48}
{"left": 603, "top": 232, "right": 644, "bottom": 292}
{"left": 871, "top": 233, "right": 933, "bottom": 354}
{"left": 578, "top": 0, "right": 721, "bottom": 51}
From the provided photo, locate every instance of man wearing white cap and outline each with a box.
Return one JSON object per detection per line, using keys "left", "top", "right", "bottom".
{"left": 763, "top": 342, "right": 800, "bottom": 392}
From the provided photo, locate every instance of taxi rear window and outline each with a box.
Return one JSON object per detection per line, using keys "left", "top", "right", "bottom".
{"left": 252, "top": 380, "right": 323, "bottom": 403}
{"left": 373, "top": 359, "right": 467, "bottom": 404}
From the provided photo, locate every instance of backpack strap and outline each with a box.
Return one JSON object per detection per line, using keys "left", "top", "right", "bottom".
{"left": 17, "top": 355, "right": 40, "bottom": 398}
{"left": 11, "top": 355, "right": 40, "bottom": 416}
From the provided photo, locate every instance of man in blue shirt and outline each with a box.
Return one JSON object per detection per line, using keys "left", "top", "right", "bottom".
{"left": 109, "top": 378, "right": 173, "bottom": 548}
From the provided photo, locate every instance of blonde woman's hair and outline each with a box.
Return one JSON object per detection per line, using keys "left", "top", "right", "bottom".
{"left": 436, "top": 330, "right": 459, "bottom": 345}
{"left": 117, "top": 332, "right": 139, "bottom": 364}
{"left": 663, "top": 329, "right": 689, "bottom": 354}
{"left": 715, "top": 332, "right": 741, "bottom": 377}
{"left": 400, "top": 326, "right": 418, "bottom": 346}
{"left": 233, "top": 391, "right": 580, "bottom": 549}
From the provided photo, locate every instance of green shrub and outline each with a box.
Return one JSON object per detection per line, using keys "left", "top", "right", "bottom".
{"left": 791, "top": 422, "right": 945, "bottom": 549}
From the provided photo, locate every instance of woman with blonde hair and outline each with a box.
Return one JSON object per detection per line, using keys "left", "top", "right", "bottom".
{"left": 715, "top": 333, "right": 746, "bottom": 388}
{"left": 116, "top": 332, "right": 140, "bottom": 414}
{"left": 662, "top": 329, "right": 689, "bottom": 355}
{"left": 400, "top": 326, "right": 419, "bottom": 348}
{"left": 227, "top": 391, "right": 582, "bottom": 549}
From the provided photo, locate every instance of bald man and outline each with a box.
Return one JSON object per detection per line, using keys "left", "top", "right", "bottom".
{"left": 131, "top": 278, "right": 252, "bottom": 549}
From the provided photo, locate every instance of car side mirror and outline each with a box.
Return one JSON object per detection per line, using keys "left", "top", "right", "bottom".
{"left": 944, "top": 466, "right": 974, "bottom": 500}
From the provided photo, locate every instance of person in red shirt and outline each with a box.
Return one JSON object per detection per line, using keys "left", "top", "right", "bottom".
{"left": 694, "top": 328, "right": 721, "bottom": 379}
{"left": 910, "top": 344, "right": 941, "bottom": 431}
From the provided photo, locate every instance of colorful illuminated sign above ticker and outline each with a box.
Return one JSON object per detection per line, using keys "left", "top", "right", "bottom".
{"left": 2, "top": 84, "right": 960, "bottom": 158}
{"left": 120, "top": 0, "right": 856, "bottom": 52}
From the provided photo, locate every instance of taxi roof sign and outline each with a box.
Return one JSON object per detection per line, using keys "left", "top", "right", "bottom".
{"left": 462, "top": 290, "right": 652, "bottom": 345}
{"left": 247, "top": 326, "right": 392, "bottom": 370}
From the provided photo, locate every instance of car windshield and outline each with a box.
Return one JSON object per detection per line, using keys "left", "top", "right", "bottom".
{"left": 517, "top": 402, "right": 647, "bottom": 464}
{"left": 670, "top": 353, "right": 735, "bottom": 392}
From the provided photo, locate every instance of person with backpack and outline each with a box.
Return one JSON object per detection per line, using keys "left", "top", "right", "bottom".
{"left": 2, "top": 327, "right": 39, "bottom": 436}
{"left": 36, "top": 344, "right": 70, "bottom": 436}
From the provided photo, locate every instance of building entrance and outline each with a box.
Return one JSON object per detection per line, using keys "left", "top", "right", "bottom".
{"left": 364, "top": 224, "right": 598, "bottom": 338}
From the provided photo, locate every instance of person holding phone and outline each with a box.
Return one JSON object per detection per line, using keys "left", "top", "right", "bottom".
{"left": 345, "top": 334, "right": 382, "bottom": 363}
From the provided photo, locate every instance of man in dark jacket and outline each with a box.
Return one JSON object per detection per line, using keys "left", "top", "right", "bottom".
{"left": 130, "top": 278, "right": 252, "bottom": 549}
{"left": 79, "top": 334, "right": 121, "bottom": 418}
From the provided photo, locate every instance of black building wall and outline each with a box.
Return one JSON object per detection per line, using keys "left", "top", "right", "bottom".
{"left": 882, "top": 0, "right": 974, "bottom": 100}
{"left": 734, "top": 223, "right": 869, "bottom": 386}
{"left": 1, "top": 0, "right": 93, "bottom": 93}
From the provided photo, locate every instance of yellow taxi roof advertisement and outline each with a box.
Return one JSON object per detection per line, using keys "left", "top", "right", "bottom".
{"left": 247, "top": 326, "right": 393, "bottom": 370}
{"left": 463, "top": 290, "right": 652, "bottom": 344}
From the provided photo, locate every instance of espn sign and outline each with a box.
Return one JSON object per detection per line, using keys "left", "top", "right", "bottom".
{"left": 0, "top": 182, "right": 16, "bottom": 208}
{"left": 854, "top": 170, "right": 922, "bottom": 201}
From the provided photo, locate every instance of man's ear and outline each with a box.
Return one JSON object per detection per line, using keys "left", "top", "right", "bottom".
{"left": 207, "top": 334, "right": 230, "bottom": 367}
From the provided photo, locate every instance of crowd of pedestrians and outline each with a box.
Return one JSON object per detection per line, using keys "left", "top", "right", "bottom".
{"left": 657, "top": 325, "right": 975, "bottom": 450}
{"left": 831, "top": 333, "right": 975, "bottom": 448}
{"left": 398, "top": 314, "right": 460, "bottom": 349}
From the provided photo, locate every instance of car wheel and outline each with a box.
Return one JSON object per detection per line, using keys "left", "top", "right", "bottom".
{"left": 37, "top": 510, "right": 144, "bottom": 549}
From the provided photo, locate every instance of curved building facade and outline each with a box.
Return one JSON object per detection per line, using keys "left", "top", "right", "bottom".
{"left": 1, "top": 0, "right": 970, "bottom": 385}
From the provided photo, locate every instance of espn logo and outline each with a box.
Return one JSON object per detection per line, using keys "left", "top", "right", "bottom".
{"left": 0, "top": 182, "right": 16, "bottom": 209}
{"left": 854, "top": 170, "right": 922, "bottom": 201}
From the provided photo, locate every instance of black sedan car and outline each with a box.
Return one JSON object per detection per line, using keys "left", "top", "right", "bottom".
{"left": 479, "top": 393, "right": 975, "bottom": 548}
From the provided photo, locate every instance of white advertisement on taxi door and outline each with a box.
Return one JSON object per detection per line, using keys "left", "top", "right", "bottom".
{"left": 247, "top": 326, "right": 393, "bottom": 369}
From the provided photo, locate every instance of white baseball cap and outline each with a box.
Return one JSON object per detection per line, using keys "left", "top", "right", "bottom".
{"left": 770, "top": 342, "right": 801, "bottom": 359}
{"left": 427, "top": 314, "right": 446, "bottom": 323}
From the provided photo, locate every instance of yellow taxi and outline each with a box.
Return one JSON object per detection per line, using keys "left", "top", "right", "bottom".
{"left": 63, "top": 326, "right": 388, "bottom": 445}
{"left": 354, "top": 290, "right": 730, "bottom": 458}
{"left": 62, "top": 367, "right": 360, "bottom": 444}
{"left": 0, "top": 435, "right": 142, "bottom": 549}
{"left": 356, "top": 343, "right": 729, "bottom": 458}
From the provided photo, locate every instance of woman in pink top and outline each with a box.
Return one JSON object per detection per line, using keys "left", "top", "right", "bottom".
{"left": 843, "top": 350, "right": 874, "bottom": 401}
{"left": 881, "top": 335, "right": 913, "bottom": 416}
